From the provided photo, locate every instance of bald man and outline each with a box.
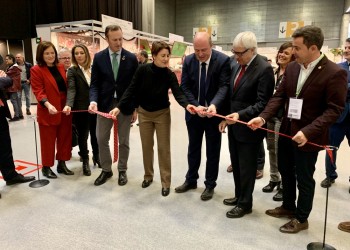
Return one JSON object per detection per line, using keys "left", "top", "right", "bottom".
{"left": 15, "top": 53, "right": 32, "bottom": 115}
{"left": 175, "top": 32, "right": 230, "bottom": 201}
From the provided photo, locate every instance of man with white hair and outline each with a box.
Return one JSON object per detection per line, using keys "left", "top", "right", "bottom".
{"left": 58, "top": 48, "right": 71, "bottom": 71}
{"left": 15, "top": 53, "right": 32, "bottom": 115}
{"left": 219, "top": 31, "right": 274, "bottom": 218}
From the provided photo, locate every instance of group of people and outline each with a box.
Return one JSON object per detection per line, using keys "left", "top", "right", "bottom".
{"left": 1, "top": 24, "right": 350, "bottom": 234}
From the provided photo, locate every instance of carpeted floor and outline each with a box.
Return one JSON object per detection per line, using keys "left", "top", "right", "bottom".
{"left": 1, "top": 95, "right": 349, "bottom": 250}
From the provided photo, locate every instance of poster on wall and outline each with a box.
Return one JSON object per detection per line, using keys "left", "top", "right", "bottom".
{"left": 56, "top": 32, "right": 100, "bottom": 60}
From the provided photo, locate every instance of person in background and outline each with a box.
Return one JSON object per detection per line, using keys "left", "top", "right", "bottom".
{"left": 262, "top": 42, "right": 295, "bottom": 202}
{"left": 175, "top": 32, "right": 231, "bottom": 201}
{"left": 115, "top": 41, "right": 196, "bottom": 196}
{"left": 137, "top": 50, "right": 148, "bottom": 64}
{"left": 5, "top": 54, "right": 23, "bottom": 122}
{"left": 89, "top": 25, "right": 138, "bottom": 186}
{"left": 320, "top": 38, "right": 350, "bottom": 189}
{"left": 58, "top": 48, "right": 72, "bottom": 72}
{"left": 220, "top": 31, "right": 274, "bottom": 218}
{"left": 248, "top": 25, "right": 347, "bottom": 233}
{"left": 31, "top": 41, "right": 73, "bottom": 179}
{"left": 0, "top": 73, "right": 35, "bottom": 199}
{"left": 15, "top": 53, "right": 32, "bottom": 116}
{"left": 63, "top": 44, "right": 99, "bottom": 176}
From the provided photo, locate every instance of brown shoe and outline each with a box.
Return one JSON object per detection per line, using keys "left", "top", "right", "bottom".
{"left": 266, "top": 206, "right": 295, "bottom": 218}
{"left": 279, "top": 219, "right": 308, "bottom": 233}
{"left": 338, "top": 221, "right": 350, "bottom": 233}
{"left": 227, "top": 164, "right": 233, "bottom": 173}
{"left": 256, "top": 170, "right": 263, "bottom": 179}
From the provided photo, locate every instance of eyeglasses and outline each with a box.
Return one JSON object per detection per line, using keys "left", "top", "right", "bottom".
{"left": 59, "top": 57, "right": 71, "bottom": 60}
{"left": 231, "top": 48, "right": 250, "bottom": 57}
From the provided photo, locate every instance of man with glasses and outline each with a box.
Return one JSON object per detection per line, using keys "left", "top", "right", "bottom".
{"left": 219, "top": 31, "right": 274, "bottom": 218}
{"left": 58, "top": 48, "right": 71, "bottom": 71}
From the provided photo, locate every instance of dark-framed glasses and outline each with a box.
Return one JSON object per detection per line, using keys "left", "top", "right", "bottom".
{"left": 231, "top": 48, "right": 249, "bottom": 57}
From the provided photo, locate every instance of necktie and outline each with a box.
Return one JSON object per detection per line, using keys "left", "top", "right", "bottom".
{"left": 112, "top": 52, "right": 119, "bottom": 80}
{"left": 199, "top": 62, "right": 207, "bottom": 106}
{"left": 234, "top": 65, "right": 246, "bottom": 90}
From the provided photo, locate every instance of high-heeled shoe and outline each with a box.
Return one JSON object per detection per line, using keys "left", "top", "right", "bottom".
{"left": 57, "top": 161, "right": 74, "bottom": 175}
{"left": 262, "top": 181, "right": 281, "bottom": 193}
{"left": 92, "top": 155, "right": 101, "bottom": 168}
{"left": 42, "top": 166, "right": 57, "bottom": 179}
{"left": 82, "top": 159, "right": 91, "bottom": 176}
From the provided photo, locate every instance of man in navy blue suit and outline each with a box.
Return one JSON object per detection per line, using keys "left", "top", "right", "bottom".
{"left": 321, "top": 38, "right": 350, "bottom": 189}
{"left": 175, "top": 32, "right": 231, "bottom": 201}
{"left": 89, "top": 25, "right": 138, "bottom": 186}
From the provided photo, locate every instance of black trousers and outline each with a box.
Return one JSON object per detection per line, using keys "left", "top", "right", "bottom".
{"left": 73, "top": 112, "right": 99, "bottom": 160}
{"left": 228, "top": 126, "right": 261, "bottom": 210}
{"left": 278, "top": 136, "right": 318, "bottom": 222}
{"left": 185, "top": 116, "right": 221, "bottom": 189}
{"left": 0, "top": 108, "right": 18, "bottom": 181}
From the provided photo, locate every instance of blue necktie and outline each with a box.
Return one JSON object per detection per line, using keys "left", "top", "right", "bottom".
{"left": 199, "top": 62, "right": 207, "bottom": 106}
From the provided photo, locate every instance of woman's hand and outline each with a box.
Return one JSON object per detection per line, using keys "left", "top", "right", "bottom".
{"left": 45, "top": 101, "right": 58, "bottom": 115}
{"left": 62, "top": 105, "right": 71, "bottom": 115}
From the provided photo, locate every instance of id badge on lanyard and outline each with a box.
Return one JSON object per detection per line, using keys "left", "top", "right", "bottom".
{"left": 287, "top": 98, "right": 303, "bottom": 120}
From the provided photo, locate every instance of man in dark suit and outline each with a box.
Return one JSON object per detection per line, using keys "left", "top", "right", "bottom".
{"left": 175, "top": 32, "right": 230, "bottom": 201}
{"left": 0, "top": 74, "right": 35, "bottom": 198}
{"left": 220, "top": 31, "right": 274, "bottom": 218}
{"left": 321, "top": 38, "right": 350, "bottom": 188}
{"left": 89, "top": 25, "right": 138, "bottom": 186}
{"left": 248, "top": 25, "right": 347, "bottom": 233}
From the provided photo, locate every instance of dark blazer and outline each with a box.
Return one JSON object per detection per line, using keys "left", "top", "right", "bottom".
{"left": 90, "top": 47, "right": 138, "bottom": 114}
{"left": 24, "top": 61, "right": 33, "bottom": 81}
{"left": 0, "top": 76, "right": 13, "bottom": 118}
{"left": 260, "top": 56, "right": 347, "bottom": 151}
{"left": 229, "top": 54, "right": 275, "bottom": 143}
{"left": 66, "top": 66, "right": 90, "bottom": 110}
{"left": 335, "top": 61, "right": 350, "bottom": 123}
{"left": 31, "top": 64, "right": 68, "bottom": 126}
{"left": 180, "top": 49, "right": 230, "bottom": 121}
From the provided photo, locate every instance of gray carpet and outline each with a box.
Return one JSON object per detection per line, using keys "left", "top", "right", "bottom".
{"left": 1, "top": 96, "right": 349, "bottom": 250}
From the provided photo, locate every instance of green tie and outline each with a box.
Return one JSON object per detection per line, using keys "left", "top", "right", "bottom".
{"left": 112, "top": 52, "right": 119, "bottom": 80}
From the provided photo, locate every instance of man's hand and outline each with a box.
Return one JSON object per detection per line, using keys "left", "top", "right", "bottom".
{"left": 196, "top": 105, "right": 207, "bottom": 118}
{"left": 225, "top": 113, "right": 239, "bottom": 125}
{"left": 131, "top": 110, "right": 138, "bottom": 124}
{"left": 292, "top": 131, "right": 308, "bottom": 147}
{"left": 219, "top": 120, "right": 227, "bottom": 133}
{"left": 186, "top": 104, "right": 197, "bottom": 114}
{"left": 62, "top": 105, "right": 71, "bottom": 115}
{"left": 88, "top": 103, "right": 97, "bottom": 114}
{"left": 109, "top": 107, "right": 120, "bottom": 120}
{"left": 247, "top": 117, "right": 265, "bottom": 131}
{"left": 206, "top": 104, "right": 217, "bottom": 118}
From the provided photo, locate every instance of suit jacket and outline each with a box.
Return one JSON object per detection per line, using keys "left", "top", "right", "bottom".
{"left": 31, "top": 64, "right": 68, "bottom": 126}
{"left": 260, "top": 56, "right": 347, "bottom": 151}
{"left": 6, "top": 64, "right": 22, "bottom": 93}
{"left": 66, "top": 66, "right": 90, "bottom": 110}
{"left": 90, "top": 47, "right": 138, "bottom": 114}
{"left": 0, "top": 76, "right": 13, "bottom": 118}
{"left": 335, "top": 61, "right": 350, "bottom": 123}
{"left": 180, "top": 49, "right": 231, "bottom": 121}
{"left": 228, "top": 54, "right": 275, "bottom": 143}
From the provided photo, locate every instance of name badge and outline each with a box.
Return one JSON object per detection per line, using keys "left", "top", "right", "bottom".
{"left": 287, "top": 98, "right": 303, "bottom": 120}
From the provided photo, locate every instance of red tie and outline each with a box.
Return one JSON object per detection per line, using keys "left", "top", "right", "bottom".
{"left": 234, "top": 65, "right": 246, "bottom": 90}
{"left": 113, "top": 120, "right": 119, "bottom": 163}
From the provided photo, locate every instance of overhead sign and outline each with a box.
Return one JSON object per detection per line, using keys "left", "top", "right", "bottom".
{"left": 169, "top": 33, "right": 184, "bottom": 43}
{"left": 279, "top": 21, "right": 312, "bottom": 38}
{"left": 101, "top": 14, "right": 134, "bottom": 39}
{"left": 193, "top": 26, "right": 218, "bottom": 41}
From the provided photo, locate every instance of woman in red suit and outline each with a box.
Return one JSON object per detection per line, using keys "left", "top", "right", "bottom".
{"left": 31, "top": 41, "right": 73, "bottom": 178}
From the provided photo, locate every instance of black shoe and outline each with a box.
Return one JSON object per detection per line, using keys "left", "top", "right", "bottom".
{"left": 201, "top": 188, "right": 214, "bottom": 201}
{"left": 94, "top": 171, "right": 113, "bottom": 186}
{"left": 26, "top": 109, "right": 31, "bottom": 115}
{"left": 6, "top": 174, "right": 35, "bottom": 185}
{"left": 9, "top": 117, "right": 20, "bottom": 122}
{"left": 19, "top": 115, "right": 24, "bottom": 119}
{"left": 142, "top": 180, "right": 153, "bottom": 188}
{"left": 175, "top": 182, "right": 197, "bottom": 193}
{"left": 226, "top": 206, "right": 252, "bottom": 218}
{"left": 162, "top": 188, "right": 170, "bottom": 196}
{"left": 82, "top": 159, "right": 91, "bottom": 176}
{"left": 320, "top": 178, "right": 335, "bottom": 188}
{"left": 273, "top": 188, "right": 283, "bottom": 201}
{"left": 223, "top": 197, "right": 238, "bottom": 206}
{"left": 42, "top": 166, "right": 57, "bottom": 179}
{"left": 118, "top": 171, "right": 128, "bottom": 186}
{"left": 92, "top": 155, "right": 101, "bottom": 168}
{"left": 57, "top": 161, "right": 74, "bottom": 175}
{"left": 262, "top": 181, "right": 281, "bottom": 193}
